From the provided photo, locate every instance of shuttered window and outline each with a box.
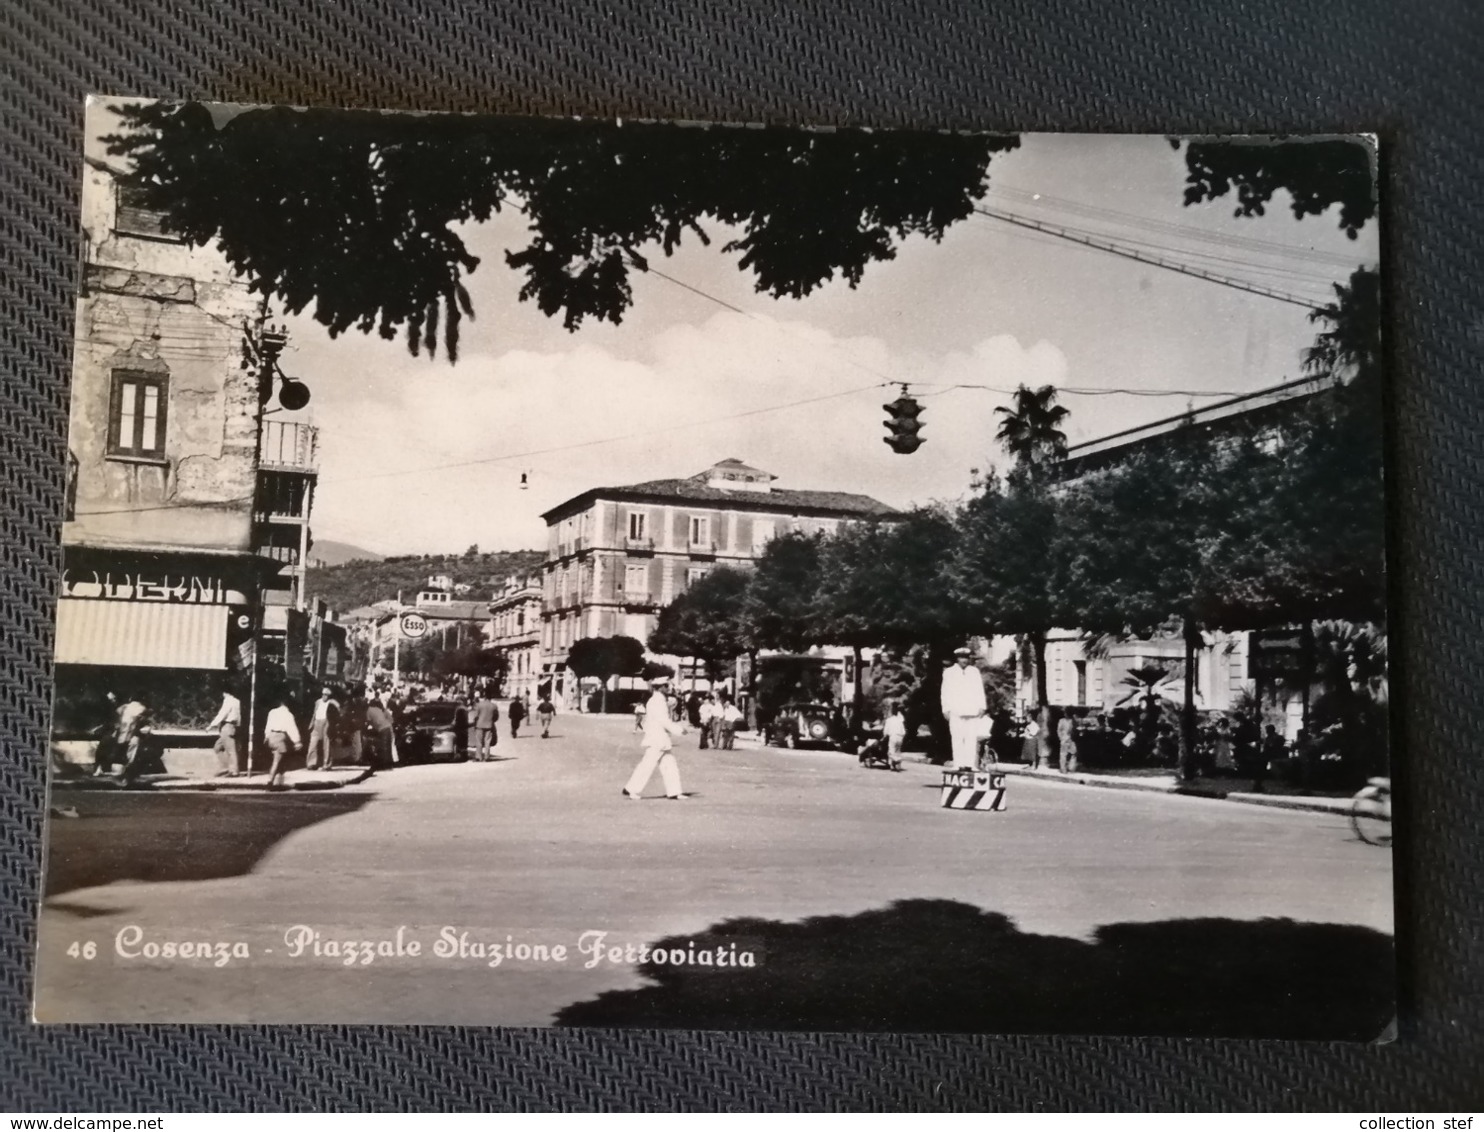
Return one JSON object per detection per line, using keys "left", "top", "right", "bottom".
{"left": 107, "top": 371, "right": 168, "bottom": 459}
{"left": 115, "top": 183, "right": 182, "bottom": 241}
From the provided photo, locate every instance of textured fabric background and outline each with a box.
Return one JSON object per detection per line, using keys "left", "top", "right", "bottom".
{"left": 2, "top": 0, "right": 1481, "bottom": 1112}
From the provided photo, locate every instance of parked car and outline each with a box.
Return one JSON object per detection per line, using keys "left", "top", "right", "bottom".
{"left": 765, "top": 702, "right": 853, "bottom": 750}
{"left": 396, "top": 703, "right": 469, "bottom": 763}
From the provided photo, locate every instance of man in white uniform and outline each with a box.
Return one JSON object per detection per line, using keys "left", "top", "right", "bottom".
{"left": 940, "top": 646, "right": 988, "bottom": 770}
{"left": 623, "top": 674, "right": 688, "bottom": 800}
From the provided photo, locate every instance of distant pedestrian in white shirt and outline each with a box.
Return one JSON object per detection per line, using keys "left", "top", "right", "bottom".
{"left": 624, "top": 675, "right": 688, "bottom": 800}
{"left": 208, "top": 689, "right": 242, "bottom": 777}
{"left": 698, "top": 694, "right": 719, "bottom": 749}
{"left": 264, "top": 693, "right": 302, "bottom": 789}
{"left": 882, "top": 700, "right": 907, "bottom": 771}
{"left": 719, "top": 697, "right": 744, "bottom": 749}
{"left": 940, "top": 646, "right": 987, "bottom": 770}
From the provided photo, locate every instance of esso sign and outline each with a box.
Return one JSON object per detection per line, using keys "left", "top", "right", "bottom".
{"left": 399, "top": 612, "right": 429, "bottom": 639}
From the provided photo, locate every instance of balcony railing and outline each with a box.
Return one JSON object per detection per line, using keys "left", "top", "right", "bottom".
{"left": 259, "top": 420, "right": 319, "bottom": 472}
{"left": 254, "top": 472, "right": 312, "bottom": 521}
{"left": 625, "top": 535, "right": 655, "bottom": 551}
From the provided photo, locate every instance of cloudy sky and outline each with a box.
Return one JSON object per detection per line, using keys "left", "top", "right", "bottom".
{"left": 256, "top": 130, "right": 1377, "bottom": 556}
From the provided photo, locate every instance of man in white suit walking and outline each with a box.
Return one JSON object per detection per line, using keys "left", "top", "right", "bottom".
{"left": 623, "top": 674, "right": 689, "bottom": 800}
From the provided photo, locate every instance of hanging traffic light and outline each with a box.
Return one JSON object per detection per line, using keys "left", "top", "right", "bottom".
{"left": 883, "top": 391, "right": 924, "bottom": 453}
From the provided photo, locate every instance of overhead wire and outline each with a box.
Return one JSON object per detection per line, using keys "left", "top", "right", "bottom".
{"left": 315, "top": 381, "right": 889, "bottom": 487}
{"left": 987, "top": 184, "right": 1366, "bottom": 268}
{"left": 975, "top": 204, "right": 1347, "bottom": 285}
{"left": 972, "top": 205, "right": 1329, "bottom": 310}
{"left": 77, "top": 192, "right": 1344, "bottom": 495}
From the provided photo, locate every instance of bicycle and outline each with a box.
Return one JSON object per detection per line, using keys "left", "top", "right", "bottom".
{"left": 1349, "top": 776, "right": 1391, "bottom": 846}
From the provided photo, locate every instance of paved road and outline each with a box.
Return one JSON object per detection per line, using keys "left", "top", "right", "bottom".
{"left": 35, "top": 711, "right": 1394, "bottom": 1027}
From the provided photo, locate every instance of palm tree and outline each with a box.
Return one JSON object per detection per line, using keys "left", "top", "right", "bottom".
{"left": 994, "top": 384, "right": 1070, "bottom": 473}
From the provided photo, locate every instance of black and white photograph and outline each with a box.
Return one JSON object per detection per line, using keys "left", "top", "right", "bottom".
{"left": 34, "top": 99, "right": 1392, "bottom": 1037}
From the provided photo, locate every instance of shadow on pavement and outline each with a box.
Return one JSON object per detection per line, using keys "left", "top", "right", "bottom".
{"left": 555, "top": 898, "right": 1394, "bottom": 1040}
{"left": 44, "top": 792, "right": 372, "bottom": 898}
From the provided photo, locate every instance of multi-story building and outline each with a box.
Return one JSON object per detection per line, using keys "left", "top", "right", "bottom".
{"left": 54, "top": 149, "right": 280, "bottom": 737}
{"left": 537, "top": 458, "right": 896, "bottom": 703}
{"left": 487, "top": 575, "right": 543, "bottom": 702}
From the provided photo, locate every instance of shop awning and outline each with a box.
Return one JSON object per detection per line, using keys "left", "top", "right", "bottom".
{"left": 55, "top": 599, "right": 228, "bottom": 669}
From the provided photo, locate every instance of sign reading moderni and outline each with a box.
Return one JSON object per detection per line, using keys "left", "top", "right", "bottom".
{"left": 61, "top": 569, "right": 240, "bottom": 604}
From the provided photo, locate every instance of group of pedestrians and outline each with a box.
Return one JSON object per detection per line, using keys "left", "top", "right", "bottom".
{"left": 467, "top": 688, "right": 555, "bottom": 758}
{"left": 259, "top": 685, "right": 390, "bottom": 788}
{"left": 694, "top": 692, "right": 744, "bottom": 750}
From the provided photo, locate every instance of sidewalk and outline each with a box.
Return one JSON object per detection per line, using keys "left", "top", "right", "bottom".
{"left": 52, "top": 766, "right": 373, "bottom": 793}
{"left": 987, "top": 762, "right": 1354, "bottom": 815}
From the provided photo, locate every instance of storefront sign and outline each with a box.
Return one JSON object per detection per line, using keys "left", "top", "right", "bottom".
{"left": 61, "top": 569, "right": 241, "bottom": 605}
{"left": 1250, "top": 626, "right": 1311, "bottom": 685}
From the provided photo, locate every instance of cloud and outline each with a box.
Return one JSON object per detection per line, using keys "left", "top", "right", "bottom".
{"left": 305, "top": 311, "right": 1068, "bottom": 554}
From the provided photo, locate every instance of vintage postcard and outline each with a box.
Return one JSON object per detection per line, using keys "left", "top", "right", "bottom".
{"left": 35, "top": 100, "right": 1392, "bottom": 1037}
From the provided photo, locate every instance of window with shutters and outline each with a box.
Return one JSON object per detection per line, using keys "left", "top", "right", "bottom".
{"left": 624, "top": 563, "right": 649, "bottom": 598}
{"left": 107, "top": 370, "right": 168, "bottom": 460}
{"left": 114, "top": 183, "right": 184, "bottom": 242}
{"left": 626, "top": 511, "right": 647, "bottom": 542}
{"left": 689, "top": 515, "right": 710, "bottom": 547}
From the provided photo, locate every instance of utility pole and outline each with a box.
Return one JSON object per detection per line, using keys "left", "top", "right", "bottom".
{"left": 392, "top": 591, "right": 402, "bottom": 686}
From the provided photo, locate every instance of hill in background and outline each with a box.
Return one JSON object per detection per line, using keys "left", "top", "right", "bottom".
{"left": 307, "top": 539, "right": 385, "bottom": 567}
{"left": 306, "top": 548, "right": 547, "bottom": 615}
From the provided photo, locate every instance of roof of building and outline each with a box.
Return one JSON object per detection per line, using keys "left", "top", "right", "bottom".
{"left": 708, "top": 457, "right": 776, "bottom": 481}
{"left": 489, "top": 584, "right": 543, "bottom": 611}
{"left": 360, "top": 599, "right": 492, "bottom": 626}
{"left": 1059, "top": 374, "right": 1338, "bottom": 477}
{"left": 542, "top": 461, "right": 897, "bottom": 522}
{"left": 415, "top": 600, "right": 490, "bottom": 621}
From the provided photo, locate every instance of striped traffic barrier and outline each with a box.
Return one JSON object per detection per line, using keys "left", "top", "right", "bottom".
{"left": 940, "top": 768, "right": 1008, "bottom": 811}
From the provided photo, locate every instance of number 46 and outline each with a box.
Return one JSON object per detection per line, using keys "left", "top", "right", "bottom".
{"left": 67, "top": 940, "right": 97, "bottom": 960}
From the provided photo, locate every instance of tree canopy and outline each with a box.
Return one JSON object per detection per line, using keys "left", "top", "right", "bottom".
{"left": 647, "top": 566, "right": 752, "bottom": 679}
{"left": 106, "top": 102, "right": 1017, "bottom": 360}
{"left": 743, "top": 532, "right": 826, "bottom": 651}
{"left": 565, "top": 635, "right": 646, "bottom": 686}
{"left": 1179, "top": 137, "right": 1377, "bottom": 238}
{"left": 813, "top": 510, "right": 963, "bottom": 651}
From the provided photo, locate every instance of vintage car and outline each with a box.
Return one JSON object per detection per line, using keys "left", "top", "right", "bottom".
{"left": 764, "top": 701, "right": 852, "bottom": 750}
{"left": 396, "top": 702, "right": 470, "bottom": 763}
